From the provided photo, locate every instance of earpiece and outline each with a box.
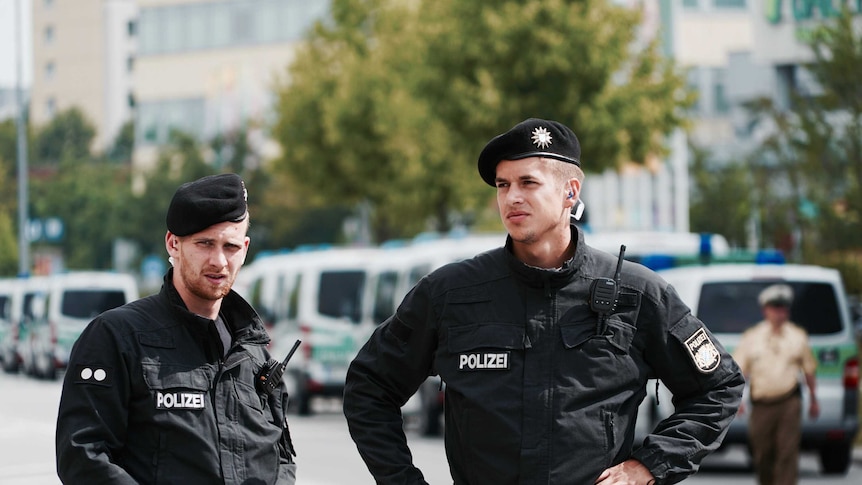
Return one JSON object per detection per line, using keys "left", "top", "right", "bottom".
{"left": 571, "top": 199, "right": 585, "bottom": 221}
{"left": 567, "top": 191, "right": 574, "bottom": 199}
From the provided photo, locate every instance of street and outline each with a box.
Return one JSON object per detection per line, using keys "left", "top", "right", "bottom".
{"left": 1, "top": 370, "right": 860, "bottom": 484}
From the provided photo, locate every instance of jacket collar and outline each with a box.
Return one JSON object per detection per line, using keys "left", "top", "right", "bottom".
{"left": 503, "top": 223, "right": 585, "bottom": 288}
{"left": 160, "top": 268, "right": 270, "bottom": 345}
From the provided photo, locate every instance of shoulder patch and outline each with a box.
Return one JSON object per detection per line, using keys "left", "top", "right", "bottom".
{"left": 684, "top": 327, "right": 720, "bottom": 373}
{"left": 73, "top": 364, "right": 114, "bottom": 387}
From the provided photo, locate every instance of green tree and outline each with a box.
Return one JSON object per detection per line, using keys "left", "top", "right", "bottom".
{"left": 743, "top": 9, "right": 862, "bottom": 259}
{"left": 107, "top": 120, "right": 135, "bottom": 163}
{"left": 273, "top": 0, "right": 693, "bottom": 243}
{"left": 28, "top": 153, "right": 134, "bottom": 270}
{"left": 33, "top": 107, "right": 96, "bottom": 165}
{"left": 688, "top": 144, "right": 753, "bottom": 248}
{"left": 0, "top": 160, "right": 18, "bottom": 276}
{"left": 0, "top": 118, "right": 29, "bottom": 216}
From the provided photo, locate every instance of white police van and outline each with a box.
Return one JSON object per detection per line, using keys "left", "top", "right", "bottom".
{"left": 20, "top": 272, "right": 139, "bottom": 380}
{"left": 237, "top": 234, "right": 504, "bottom": 417}
{"left": 639, "top": 262, "right": 860, "bottom": 474}
{"left": 0, "top": 278, "right": 26, "bottom": 373}
{"left": 237, "top": 246, "right": 383, "bottom": 415}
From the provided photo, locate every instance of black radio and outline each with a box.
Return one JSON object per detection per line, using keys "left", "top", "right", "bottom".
{"left": 590, "top": 245, "right": 626, "bottom": 334}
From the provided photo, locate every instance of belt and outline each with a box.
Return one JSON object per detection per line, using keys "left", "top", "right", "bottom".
{"left": 751, "top": 385, "right": 801, "bottom": 405}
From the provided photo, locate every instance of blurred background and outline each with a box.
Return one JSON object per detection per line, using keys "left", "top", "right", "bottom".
{"left": 2, "top": 2, "right": 862, "bottom": 483}
{"left": 0, "top": 0, "right": 858, "bottom": 295}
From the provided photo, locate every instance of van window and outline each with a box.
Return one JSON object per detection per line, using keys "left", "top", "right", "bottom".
{"left": 318, "top": 271, "right": 365, "bottom": 324}
{"left": 0, "top": 296, "right": 9, "bottom": 321}
{"left": 247, "top": 277, "right": 270, "bottom": 323}
{"left": 287, "top": 273, "right": 300, "bottom": 320}
{"left": 25, "top": 292, "right": 48, "bottom": 322}
{"left": 61, "top": 290, "right": 127, "bottom": 319}
{"left": 408, "top": 264, "right": 432, "bottom": 288}
{"left": 698, "top": 282, "right": 842, "bottom": 335}
{"left": 372, "top": 271, "right": 399, "bottom": 324}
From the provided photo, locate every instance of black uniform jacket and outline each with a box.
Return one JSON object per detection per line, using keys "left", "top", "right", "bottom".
{"left": 56, "top": 270, "right": 296, "bottom": 484}
{"left": 344, "top": 226, "right": 744, "bottom": 485}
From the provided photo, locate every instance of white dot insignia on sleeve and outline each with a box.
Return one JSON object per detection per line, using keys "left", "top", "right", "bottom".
{"left": 74, "top": 365, "right": 113, "bottom": 387}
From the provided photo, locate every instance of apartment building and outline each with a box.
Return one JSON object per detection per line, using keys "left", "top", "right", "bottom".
{"left": 583, "top": 0, "right": 755, "bottom": 232}
{"left": 30, "top": 0, "right": 137, "bottom": 152}
{"left": 132, "top": 0, "right": 329, "bottom": 170}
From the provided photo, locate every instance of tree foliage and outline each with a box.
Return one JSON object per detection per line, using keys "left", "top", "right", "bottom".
{"left": 272, "top": 0, "right": 692, "bottom": 242}
{"left": 29, "top": 157, "right": 133, "bottom": 270}
{"left": 688, "top": 144, "right": 753, "bottom": 248}
{"left": 32, "top": 107, "right": 96, "bottom": 165}
{"left": 740, "top": 9, "right": 862, "bottom": 259}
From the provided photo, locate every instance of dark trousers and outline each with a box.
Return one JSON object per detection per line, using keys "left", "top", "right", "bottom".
{"left": 748, "top": 393, "right": 802, "bottom": 485}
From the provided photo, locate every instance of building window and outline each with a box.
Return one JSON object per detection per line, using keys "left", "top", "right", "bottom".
{"left": 137, "top": 0, "right": 332, "bottom": 56}
{"left": 45, "top": 61, "right": 55, "bottom": 81}
{"left": 128, "top": 20, "right": 137, "bottom": 37}
{"left": 44, "top": 0, "right": 54, "bottom": 9}
{"left": 683, "top": 0, "right": 699, "bottom": 8}
{"left": 232, "top": 4, "right": 254, "bottom": 44}
{"left": 687, "top": 67, "right": 701, "bottom": 115}
{"left": 713, "top": 0, "right": 746, "bottom": 8}
{"left": 128, "top": 93, "right": 136, "bottom": 108}
{"left": 712, "top": 68, "right": 730, "bottom": 115}
{"left": 127, "top": 56, "right": 134, "bottom": 73}
{"left": 44, "top": 25, "right": 54, "bottom": 44}
{"left": 46, "top": 97, "right": 56, "bottom": 117}
{"left": 136, "top": 98, "right": 206, "bottom": 146}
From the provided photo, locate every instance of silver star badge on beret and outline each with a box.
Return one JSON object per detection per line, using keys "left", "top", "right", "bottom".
{"left": 531, "top": 127, "right": 553, "bottom": 149}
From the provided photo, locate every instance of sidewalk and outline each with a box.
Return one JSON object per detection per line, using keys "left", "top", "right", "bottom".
{"left": 855, "top": 444, "right": 862, "bottom": 465}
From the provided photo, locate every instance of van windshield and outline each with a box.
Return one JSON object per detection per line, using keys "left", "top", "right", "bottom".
{"left": 61, "top": 290, "right": 127, "bottom": 319}
{"left": 318, "top": 271, "right": 365, "bottom": 324}
{"left": 698, "top": 282, "right": 843, "bottom": 335}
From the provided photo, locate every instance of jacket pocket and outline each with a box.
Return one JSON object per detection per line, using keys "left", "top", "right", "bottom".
{"left": 447, "top": 322, "right": 524, "bottom": 353}
{"left": 560, "top": 317, "right": 636, "bottom": 354}
{"left": 142, "top": 362, "right": 213, "bottom": 391}
{"left": 442, "top": 286, "right": 509, "bottom": 326}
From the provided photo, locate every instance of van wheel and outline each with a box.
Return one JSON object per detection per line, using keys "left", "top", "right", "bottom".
{"left": 35, "top": 352, "right": 55, "bottom": 380}
{"left": 295, "top": 391, "right": 312, "bottom": 416}
{"left": 1, "top": 354, "right": 18, "bottom": 373}
{"left": 819, "top": 443, "right": 851, "bottom": 475}
{"left": 286, "top": 372, "right": 312, "bottom": 416}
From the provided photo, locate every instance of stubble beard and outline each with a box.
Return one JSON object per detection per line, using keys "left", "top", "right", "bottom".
{"left": 180, "top": 263, "right": 233, "bottom": 302}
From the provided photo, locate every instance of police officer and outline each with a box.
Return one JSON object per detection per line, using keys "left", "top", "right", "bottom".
{"left": 56, "top": 173, "right": 296, "bottom": 484}
{"left": 733, "top": 284, "right": 818, "bottom": 485}
{"left": 343, "top": 118, "right": 744, "bottom": 484}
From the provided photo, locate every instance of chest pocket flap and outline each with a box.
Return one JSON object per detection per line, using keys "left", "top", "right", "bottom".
{"left": 143, "top": 363, "right": 214, "bottom": 391}
{"left": 448, "top": 323, "right": 524, "bottom": 353}
{"left": 561, "top": 318, "right": 636, "bottom": 353}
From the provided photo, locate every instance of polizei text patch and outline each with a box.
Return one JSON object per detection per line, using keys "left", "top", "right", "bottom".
{"left": 155, "top": 391, "right": 206, "bottom": 410}
{"left": 458, "top": 352, "right": 511, "bottom": 371}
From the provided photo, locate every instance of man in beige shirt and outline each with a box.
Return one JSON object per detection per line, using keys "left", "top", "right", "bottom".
{"left": 733, "top": 284, "right": 819, "bottom": 485}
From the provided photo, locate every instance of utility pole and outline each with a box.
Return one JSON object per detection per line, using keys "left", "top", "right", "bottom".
{"left": 15, "top": 0, "right": 30, "bottom": 277}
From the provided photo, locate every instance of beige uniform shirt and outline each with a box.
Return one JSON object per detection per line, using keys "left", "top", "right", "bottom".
{"left": 733, "top": 320, "right": 817, "bottom": 402}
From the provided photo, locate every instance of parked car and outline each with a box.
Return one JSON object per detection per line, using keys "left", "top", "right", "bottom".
{"left": 639, "top": 263, "right": 860, "bottom": 475}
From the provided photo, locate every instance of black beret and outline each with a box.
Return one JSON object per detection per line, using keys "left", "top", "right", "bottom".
{"left": 166, "top": 173, "right": 248, "bottom": 236}
{"left": 477, "top": 118, "right": 581, "bottom": 186}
